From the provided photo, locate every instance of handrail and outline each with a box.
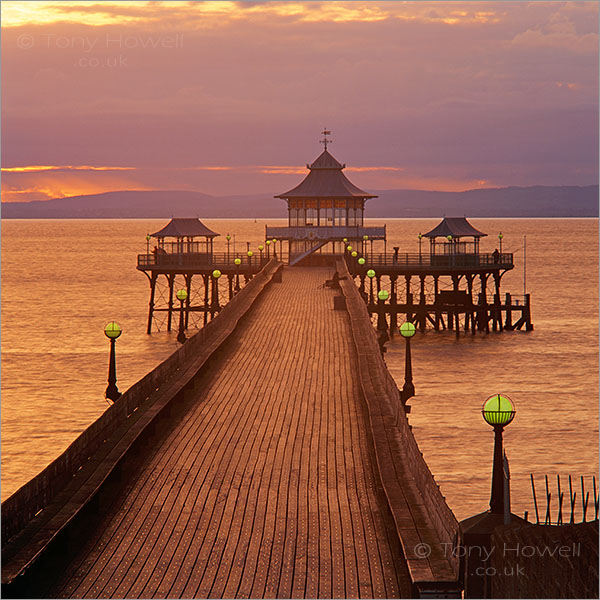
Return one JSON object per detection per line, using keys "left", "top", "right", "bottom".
{"left": 337, "top": 257, "right": 460, "bottom": 592}
{"left": 347, "top": 252, "right": 513, "bottom": 269}
{"left": 1, "top": 259, "right": 281, "bottom": 547}
{"left": 265, "top": 225, "right": 386, "bottom": 240}
{"left": 137, "top": 252, "right": 270, "bottom": 269}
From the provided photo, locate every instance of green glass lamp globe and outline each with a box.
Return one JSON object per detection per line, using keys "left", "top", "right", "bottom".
{"left": 226, "top": 234, "right": 231, "bottom": 241}
{"left": 266, "top": 240, "right": 271, "bottom": 245}
{"left": 145, "top": 234, "right": 151, "bottom": 241}
{"left": 272, "top": 239, "right": 277, "bottom": 244}
{"left": 343, "top": 238, "right": 348, "bottom": 243}
{"left": 447, "top": 235, "right": 453, "bottom": 241}
{"left": 347, "top": 245, "right": 352, "bottom": 251}
{"left": 482, "top": 394, "right": 515, "bottom": 427}
{"left": 358, "top": 257, "right": 366, "bottom": 265}
{"left": 351, "top": 251, "right": 357, "bottom": 257}
{"left": 212, "top": 269, "right": 221, "bottom": 279}
{"left": 399, "top": 321, "right": 416, "bottom": 338}
{"left": 418, "top": 233, "right": 423, "bottom": 239}
{"left": 258, "top": 245, "right": 264, "bottom": 251}
{"left": 104, "top": 321, "right": 122, "bottom": 339}
{"left": 247, "top": 251, "right": 253, "bottom": 257}
{"left": 176, "top": 288, "right": 188, "bottom": 301}
{"left": 366, "top": 269, "right": 376, "bottom": 278}
{"left": 234, "top": 258, "right": 241, "bottom": 265}
{"left": 498, "top": 233, "right": 503, "bottom": 240}
{"left": 363, "top": 235, "right": 369, "bottom": 241}
{"left": 378, "top": 290, "right": 389, "bottom": 301}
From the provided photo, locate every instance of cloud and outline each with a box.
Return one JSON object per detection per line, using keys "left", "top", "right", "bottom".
{"left": 1, "top": 1, "right": 597, "bottom": 198}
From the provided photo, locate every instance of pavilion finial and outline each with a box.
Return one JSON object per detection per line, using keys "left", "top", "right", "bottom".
{"left": 320, "top": 128, "right": 332, "bottom": 151}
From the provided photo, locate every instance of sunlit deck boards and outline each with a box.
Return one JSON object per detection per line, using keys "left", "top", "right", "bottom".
{"left": 50, "top": 267, "right": 411, "bottom": 599}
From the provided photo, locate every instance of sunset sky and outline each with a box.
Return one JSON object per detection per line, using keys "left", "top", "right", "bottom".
{"left": 1, "top": 1, "right": 598, "bottom": 202}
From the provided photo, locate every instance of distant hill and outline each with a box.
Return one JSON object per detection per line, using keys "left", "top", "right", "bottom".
{"left": 369, "top": 185, "right": 598, "bottom": 218}
{"left": 1, "top": 185, "right": 597, "bottom": 219}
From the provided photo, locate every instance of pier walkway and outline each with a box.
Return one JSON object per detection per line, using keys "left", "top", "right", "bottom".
{"left": 48, "top": 268, "right": 411, "bottom": 598}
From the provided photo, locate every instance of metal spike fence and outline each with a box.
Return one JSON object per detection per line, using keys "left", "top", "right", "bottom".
{"left": 527, "top": 474, "right": 599, "bottom": 525}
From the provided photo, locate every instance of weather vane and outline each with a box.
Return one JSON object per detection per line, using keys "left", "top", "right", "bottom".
{"left": 320, "top": 128, "right": 332, "bottom": 151}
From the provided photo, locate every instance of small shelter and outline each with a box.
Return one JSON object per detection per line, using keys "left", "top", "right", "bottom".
{"left": 151, "top": 218, "right": 219, "bottom": 255}
{"left": 423, "top": 217, "right": 486, "bottom": 255}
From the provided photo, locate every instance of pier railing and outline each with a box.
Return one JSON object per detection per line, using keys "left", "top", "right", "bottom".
{"left": 337, "top": 258, "right": 460, "bottom": 594}
{"left": 137, "top": 251, "right": 270, "bottom": 269}
{"left": 265, "top": 225, "right": 386, "bottom": 240}
{"left": 1, "top": 259, "right": 281, "bottom": 547}
{"left": 349, "top": 252, "right": 514, "bottom": 269}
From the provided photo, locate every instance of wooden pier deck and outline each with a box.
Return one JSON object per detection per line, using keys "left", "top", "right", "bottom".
{"left": 48, "top": 267, "right": 411, "bottom": 599}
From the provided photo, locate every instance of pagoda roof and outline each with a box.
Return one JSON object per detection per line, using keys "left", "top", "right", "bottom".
{"left": 423, "top": 217, "right": 487, "bottom": 239}
{"left": 151, "top": 218, "right": 219, "bottom": 238}
{"left": 275, "top": 149, "right": 377, "bottom": 200}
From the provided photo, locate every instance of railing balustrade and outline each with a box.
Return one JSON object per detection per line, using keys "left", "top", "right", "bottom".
{"left": 347, "top": 252, "right": 513, "bottom": 269}
{"left": 137, "top": 251, "right": 270, "bottom": 269}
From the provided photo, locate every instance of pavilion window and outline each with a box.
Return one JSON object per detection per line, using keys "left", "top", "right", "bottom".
{"left": 348, "top": 208, "right": 358, "bottom": 226}
{"left": 297, "top": 207, "right": 306, "bottom": 226}
{"left": 306, "top": 207, "right": 317, "bottom": 226}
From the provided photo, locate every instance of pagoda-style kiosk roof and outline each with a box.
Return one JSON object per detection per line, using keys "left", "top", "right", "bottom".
{"left": 424, "top": 217, "right": 487, "bottom": 257}
{"left": 267, "top": 131, "right": 385, "bottom": 265}
{"left": 275, "top": 149, "right": 378, "bottom": 200}
{"left": 151, "top": 217, "right": 219, "bottom": 239}
{"left": 423, "top": 217, "right": 487, "bottom": 240}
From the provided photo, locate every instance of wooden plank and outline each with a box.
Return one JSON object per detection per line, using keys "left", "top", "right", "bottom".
{"left": 47, "top": 267, "right": 411, "bottom": 599}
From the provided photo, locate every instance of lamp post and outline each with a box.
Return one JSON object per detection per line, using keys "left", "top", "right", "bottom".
{"left": 399, "top": 321, "right": 416, "bottom": 404}
{"left": 482, "top": 394, "right": 516, "bottom": 514}
{"left": 418, "top": 233, "right": 423, "bottom": 264}
{"left": 272, "top": 239, "right": 278, "bottom": 260}
{"left": 176, "top": 289, "right": 187, "bottom": 343}
{"left": 266, "top": 239, "right": 271, "bottom": 259}
{"left": 363, "top": 234, "right": 369, "bottom": 258}
{"left": 247, "top": 250, "right": 253, "bottom": 268}
{"left": 146, "top": 234, "right": 151, "bottom": 257}
{"left": 226, "top": 234, "right": 231, "bottom": 262}
{"left": 258, "top": 244, "right": 264, "bottom": 265}
{"left": 234, "top": 257, "right": 241, "bottom": 292}
{"left": 377, "top": 289, "right": 389, "bottom": 331}
{"left": 357, "top": 257, "right": 366, "bottom": 295}
{"left": 211, "top": 269, "right": 221, "bottom": 314}
{"left": 104, "top": 321, "right": 122, "bottom": 402}
{"left": 367, "top": 268, "right": 376, "bottom": 304}
{"left": 498, "top": 232, "right": 503, "bottom": 255}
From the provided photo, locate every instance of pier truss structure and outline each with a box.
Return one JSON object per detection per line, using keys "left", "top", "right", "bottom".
{"left": 137, "top": 218, "right": 271, "bottom": 334}
{"left": 346, "top": 250, "right": 533, "bottom": 338}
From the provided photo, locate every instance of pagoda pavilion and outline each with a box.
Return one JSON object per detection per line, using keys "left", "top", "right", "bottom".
{"left": 266, "top": 132, "right": 386, "bottom": 265}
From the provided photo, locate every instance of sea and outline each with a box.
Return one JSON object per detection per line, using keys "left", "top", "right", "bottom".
{"left": 1, "top": 218, "right": 598, "bottom": 522}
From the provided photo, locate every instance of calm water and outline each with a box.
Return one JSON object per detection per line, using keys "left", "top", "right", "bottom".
{"left": 1, "top": 218, "right": 598, "bottom": 521}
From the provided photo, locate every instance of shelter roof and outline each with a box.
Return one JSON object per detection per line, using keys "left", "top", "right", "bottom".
{"left": 275, "top": 149, "right": 377, "bottom": 200}
{"left": 423, "top": 217, "right": 487, "bottom": 239}
{"left": 151, "top": 218, "right": 219, "bottom": 238}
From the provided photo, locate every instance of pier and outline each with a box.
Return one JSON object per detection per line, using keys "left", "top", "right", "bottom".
{"left": 2, "top": 142, "right": 536, "bottom": 599}
{"left": 2, "top": 260, "right": 461, "bottom": 599}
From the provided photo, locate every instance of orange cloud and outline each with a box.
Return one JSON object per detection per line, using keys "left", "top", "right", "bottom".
{"left": 1, "top": 1, "right": 504, "bottom": 28}
{"left": 1, "top": 165, "right": 136, "bottom": 173}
